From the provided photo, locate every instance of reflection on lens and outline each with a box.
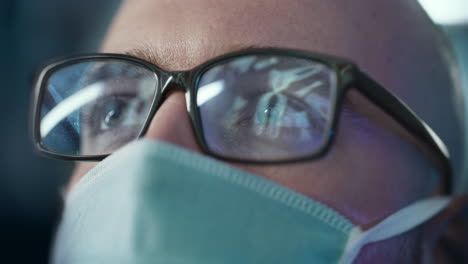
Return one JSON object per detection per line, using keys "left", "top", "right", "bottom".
{"left": 197, "top": 55, "right": 337, "bottom": 161}
{"left": 39, "top": 59, "right": 158, "bottom": 156}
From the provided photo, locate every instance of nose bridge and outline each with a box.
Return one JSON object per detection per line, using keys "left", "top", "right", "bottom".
{"left": 144, "top": 70, "right": 202, "bottom": 153}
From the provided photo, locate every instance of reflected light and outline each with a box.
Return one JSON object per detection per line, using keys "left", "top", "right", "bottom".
{"left": 40, "top": 82, "right": 104, "bottom": 138}
{"left": 197, "top": 80, "right": 225, "bottom": 106}
{"left": 418, "top": 0, "right": 468, "bottom": 25}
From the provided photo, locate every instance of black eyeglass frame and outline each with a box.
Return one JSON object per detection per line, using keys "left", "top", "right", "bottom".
{"left": 32, "top": 48, "right": 452, "bottom": 193}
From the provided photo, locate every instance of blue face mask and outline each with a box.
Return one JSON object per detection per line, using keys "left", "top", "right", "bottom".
{"left": 53, "top": 140, "right": 450, "bottom": 264}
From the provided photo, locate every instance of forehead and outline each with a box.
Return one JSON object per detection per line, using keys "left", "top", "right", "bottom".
{"left": 102, "top": 0, "right": 403, "bottom": 71}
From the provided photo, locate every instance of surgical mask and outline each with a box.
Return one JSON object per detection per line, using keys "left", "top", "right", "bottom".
{"left": 52, "top": 139, "right": 450, "bottom": 264}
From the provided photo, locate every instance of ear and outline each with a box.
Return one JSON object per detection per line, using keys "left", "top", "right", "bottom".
{"left": 420, "top": 195, "right": 468, "bottom": 264}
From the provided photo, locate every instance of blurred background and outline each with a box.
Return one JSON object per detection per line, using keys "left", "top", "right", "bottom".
{"left": 0, "top": 1, "right": 121, "bottom": 262}
{"left": 0, "top": 0, "right": 466, "bottom": 263}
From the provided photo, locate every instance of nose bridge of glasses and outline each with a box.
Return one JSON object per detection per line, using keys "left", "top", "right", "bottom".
{"left": 157, "top": 71, "right": 192, "bottom": 114}
{"left": 160, "top": 71, "right": 190, "bottom": 95}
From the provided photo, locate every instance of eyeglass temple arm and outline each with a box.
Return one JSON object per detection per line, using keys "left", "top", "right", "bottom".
{"left": 352, "top": 70, "right": 452, "bottom": 194}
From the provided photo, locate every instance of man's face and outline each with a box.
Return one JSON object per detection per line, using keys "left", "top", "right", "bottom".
{"left": 70, "top": 0, "right": 460, "bottom": 262}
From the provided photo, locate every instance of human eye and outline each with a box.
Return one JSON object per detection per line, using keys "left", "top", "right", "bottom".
{"left": 235, "top": 93, "right": 328, "bottom": 138}
{"left": 95, "top": 95, "right": 136, "bottom": 132}
{"left": 79, "top": 92, "right": 149, "bottom": 153}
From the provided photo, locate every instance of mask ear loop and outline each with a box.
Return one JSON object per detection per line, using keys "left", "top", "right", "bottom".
{"left": 338, "top": 196, "right": 451, "bottom": 264}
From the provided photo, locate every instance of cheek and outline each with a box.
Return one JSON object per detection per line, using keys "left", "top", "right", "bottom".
{"left": 335, "top": 110, "right": 438, "bottom": 223}
{"left": 235, "top": 108, "right": 438, "bottom": 226}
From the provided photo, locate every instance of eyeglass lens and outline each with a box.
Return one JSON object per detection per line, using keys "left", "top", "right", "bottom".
{"left": 197, "top": 55, "right": 337, "bottom": 161}
{"left": 38, "top": 60, "right": 158, "bottom": 156}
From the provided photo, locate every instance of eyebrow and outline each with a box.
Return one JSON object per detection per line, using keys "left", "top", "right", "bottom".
{"left": 123, "top": 44, "right": 361, "bottom": 111}
{"left": 124, "top": 46, "right": 165, "bottom": 67}
{"left": 123, "top": 44, "right": 269, "bottom": 68}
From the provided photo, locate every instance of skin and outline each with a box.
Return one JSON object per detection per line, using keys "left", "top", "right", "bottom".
{"left": 70, "top": 0, "right": 467, "bottom": 262}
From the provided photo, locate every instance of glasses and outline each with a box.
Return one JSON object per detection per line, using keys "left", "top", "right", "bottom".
{"left": 31, "top": 48, "right": 452, "bottom": 193}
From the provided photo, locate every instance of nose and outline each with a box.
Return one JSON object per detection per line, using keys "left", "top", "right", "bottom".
{"left": 143, "top": 90, "right": 203, "bottom": 153}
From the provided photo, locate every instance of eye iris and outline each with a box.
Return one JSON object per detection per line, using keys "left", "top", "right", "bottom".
{"left": 102, "top": 101, "right": 124, "bottom": 129}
